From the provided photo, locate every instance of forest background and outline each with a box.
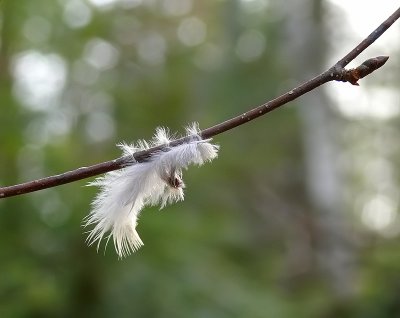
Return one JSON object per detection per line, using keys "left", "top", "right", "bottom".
{"left": 0, "top": 0, "right": 400, "bottom": 317}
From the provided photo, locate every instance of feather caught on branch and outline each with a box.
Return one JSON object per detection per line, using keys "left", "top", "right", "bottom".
{"left": 84, "top": 123, "right": 219, "bottom": 258}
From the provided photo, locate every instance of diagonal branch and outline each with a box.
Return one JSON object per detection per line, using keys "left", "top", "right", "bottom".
{"left": 1, "top": 6, "right": 399, "bottom": 199}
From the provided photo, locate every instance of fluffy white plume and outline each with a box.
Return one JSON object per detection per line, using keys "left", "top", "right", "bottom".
{"left": 84, "top": 123, "right": 219, "bottom": 258}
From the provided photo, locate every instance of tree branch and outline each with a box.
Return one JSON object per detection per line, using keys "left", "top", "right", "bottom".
{"left": 1, "top": 6, "right": 399, "bottom": 199}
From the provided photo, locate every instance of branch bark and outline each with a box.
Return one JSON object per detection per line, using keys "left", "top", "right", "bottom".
{"left": 1, "top": 6, "right": 399, "bottom": 199}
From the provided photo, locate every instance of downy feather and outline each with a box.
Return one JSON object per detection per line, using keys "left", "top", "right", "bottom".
{"left": 84, "top": 123, "right": 219, "bottom": 258}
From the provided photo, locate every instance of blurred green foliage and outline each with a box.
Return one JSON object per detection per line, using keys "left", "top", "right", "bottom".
{"left": 0, "top": 1, "right": 400, "bottom": 317}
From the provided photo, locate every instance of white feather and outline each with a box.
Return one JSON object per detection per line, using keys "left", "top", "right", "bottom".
{"left": 84, "top": 123, "right": 219, "bottom": 258}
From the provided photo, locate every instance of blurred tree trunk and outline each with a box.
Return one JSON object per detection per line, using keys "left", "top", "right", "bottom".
{"left": 283, "top": 0, "right": 355, "bottom": 297}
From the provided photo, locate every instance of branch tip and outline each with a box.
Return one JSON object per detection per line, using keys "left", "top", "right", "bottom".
{"left": 338, "top": 55, "right": 389, "bottom": 86}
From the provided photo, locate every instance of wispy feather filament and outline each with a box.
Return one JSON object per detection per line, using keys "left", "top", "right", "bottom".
{"left": 84, "top": 123, "right": 219, "bottom": 258}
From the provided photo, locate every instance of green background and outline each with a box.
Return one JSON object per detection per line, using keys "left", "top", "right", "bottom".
{"left": 0, "top": 1, "right": 400, "bottom": 317}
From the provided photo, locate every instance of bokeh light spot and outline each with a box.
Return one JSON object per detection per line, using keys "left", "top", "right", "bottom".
{"left": 83, "top": 38, "right": 120, "bottom": 71}
{"left": 162, "top": 0, "right": 192, "bottom": 17}
{"left": 23, "top": 16, "right": 51, "bottom": 44}
{"left": 85, "top": 111, "right": 115, "bottom": 143}
{"left": 11, "top": 51, "right": 67, "bottom": 111}
{"left": 177, "top": 17, "right": 207, "bottom": 47}
{"left": 137, "top": 32, "right": 167, "bottom": 65}
{"left": 63, "top": 0, "right": 92, "bottom": 29}
{"left": 235, "top": 29, "right": 266, "bottom": 62}
{"left": 362, "top": 194, "right": 397, "bottom": 232}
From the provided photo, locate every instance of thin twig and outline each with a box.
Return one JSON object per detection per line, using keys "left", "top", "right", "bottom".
{"left": 1, "top": 6, "right": 399, "bottom": 199}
